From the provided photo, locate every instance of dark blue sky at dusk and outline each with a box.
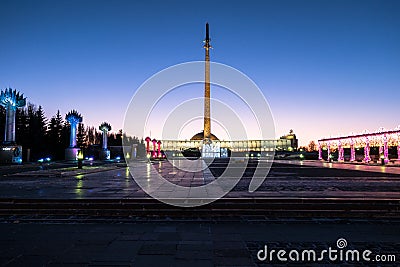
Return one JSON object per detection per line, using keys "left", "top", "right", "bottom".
{"left": 0, "top": 0, "right": 399, "bottom": 145}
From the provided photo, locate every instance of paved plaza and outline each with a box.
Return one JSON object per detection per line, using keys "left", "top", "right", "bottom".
{"left": 0, "top": 220, "right": 399, "bottom": 267}
{"left": 0, "top": 159, "right": 399, "bottom": 200}
{"left": 0, "top": 159, "right": 399, "bottom": 266}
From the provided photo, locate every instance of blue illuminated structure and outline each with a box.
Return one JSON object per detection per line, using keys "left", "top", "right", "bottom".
{"left": 99, "top": 122, "right": 111, "bottom": 160}
{"left": 65, "top": 110, "right": 82, "bottom": 148}
{"left": 0, "top": 88, "right": 26, "bottom": 144}
{"left": 65, "top": 110, "right": 83, "bottom": 160}
{"left": 0, "top": 88, "right": 26, "bottom": 164}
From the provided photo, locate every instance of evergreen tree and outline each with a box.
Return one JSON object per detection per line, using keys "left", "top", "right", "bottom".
{"left": 27, "top": 104, "right": 41, "bottom": 159}
{"left": 47, "top": 110, "right": 65, "bottom": 159}
{"left": 0, "top": 100, "right": 146, "bottom": 161}
{"left": 87, "top": 126, "right": 95, "bottom": 145}
{"left": 32, "top": 105, "right": 48, "bottom": 159}
{"left": 116, "top": 129, "right": 123, "bottom": 146}
{"left": 96, "top": 128, "right": 102, "bottom": 144}
{"left": 36, "top": 106, "right": 47, "bottom": 134}
{"left": 77, "top": 123, "right": 87, "bottom": 148}
{"left": 15, "top": 106, "right": 29, "bottom": 148}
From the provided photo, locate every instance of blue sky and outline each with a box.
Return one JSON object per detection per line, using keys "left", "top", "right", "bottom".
{"left": 0, "top": 0, "right": 399, "bottom": 145}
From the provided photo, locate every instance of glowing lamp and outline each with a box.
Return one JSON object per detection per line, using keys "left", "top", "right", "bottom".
{"left": 77, "top": 151, "right": 84, "bottom": 160}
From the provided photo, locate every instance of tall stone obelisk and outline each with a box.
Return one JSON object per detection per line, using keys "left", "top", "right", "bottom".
{"left": 203, "top": 22, "right": 211, "bottom": 142}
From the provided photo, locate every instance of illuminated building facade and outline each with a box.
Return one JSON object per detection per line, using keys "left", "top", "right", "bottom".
{"left": 280, "top": 129, "right": 298, "bottom": 150}
{"left": 144, "top": 138, "right": 291, "bottom": 158}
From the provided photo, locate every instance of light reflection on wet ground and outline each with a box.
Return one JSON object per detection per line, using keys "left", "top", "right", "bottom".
{"left": 0, "top": 161, "right": 399, "bottom": 199}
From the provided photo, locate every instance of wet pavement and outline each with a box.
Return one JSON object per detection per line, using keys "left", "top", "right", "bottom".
{"left": 0, "top": 220, "right": 399, "bottom": 266}
{"left": 0, "top": 159, "right": 399, "bottom": 266}
{"left": 0, "top": 160, "right": 399, "bottom": 200}
{"left": 0, "top": 221, "right": 400, "bottom": 266}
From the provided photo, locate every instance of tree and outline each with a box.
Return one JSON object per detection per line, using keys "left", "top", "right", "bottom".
{"left": 36, "top": 106, "right": 47, "bottom": 134}
{"left": 87, "top": 126, "right": 95, "bottom": 145}
{"left": 15, "top": 105, "right": 29, "bottom": 147}
{"left": 116, "top": 129, "right": 123, "bottom": 146}
{"left": 108, "top": 129, "right": 123, "bottom": 146}
{"left": 77, "top": 123, "right": 87, "bottom": 148}
{"left": 47, "top": 110, "right": 65, "bottom": 159}
{"left": 308, "top": 141, "right": 317, "bottom": 152}
{"left": 30, "top": 105, "right": 48, "bottom": 159}
{"left": 85, "top": 126, "right": 102, "bottom": 146}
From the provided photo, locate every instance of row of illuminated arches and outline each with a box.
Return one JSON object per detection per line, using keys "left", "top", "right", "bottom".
{"left": 318, "top": 129, "right": 400, "bottom": 163}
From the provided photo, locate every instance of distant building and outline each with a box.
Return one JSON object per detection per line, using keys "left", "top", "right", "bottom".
{"left": 155, "top": 138, "right": 292, "bottom": 159}
{"left": 280, "top": 129, "right": 298, "bottom": 150}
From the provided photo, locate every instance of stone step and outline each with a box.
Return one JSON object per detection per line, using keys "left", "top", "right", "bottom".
{"left": 0, "top": 198, "right": 399, "bottom": 221}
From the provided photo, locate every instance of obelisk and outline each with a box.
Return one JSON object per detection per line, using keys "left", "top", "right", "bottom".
{"left": 203, "top": 22, "right": 211, "bottom": 141}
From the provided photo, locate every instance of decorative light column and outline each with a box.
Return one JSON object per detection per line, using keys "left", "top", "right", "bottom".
{"left": 99, "top": 122, "right": 111, "bottom": 160}
{"left": 379, "top": 144, "right": 383, "bottom": 161}
{"left": 157, "top": 140, "right": 162, "bottom": 158}
{"left": 364, "top": 136, "right": 371, "bottom": 163}
{"left": 338, "top": 139, "right": 344, "bottom": 162}
{"left": 65, "top": 110, "right": 83, "bottom": 160}
{"left": 398, "top": 133, "right": 400, "bottom": 160}
{"left": 145, "top": 137, "right": 151, "bottom": 156}
{"left": 318, "top": 142, "right": 322, "bottom": 160}
{"left": 152, "top": 138, "right": 157, "bottom": 158}
{"left": 383, "top": 134, "right": 389, "bottom": 164}
{"left": 327, "top": 142, "right": 331, "bottom": 161}
{"left": 350, "top": 139, "right": 355, "bottom": 162}
{"left": 0, "top": 88, "right": 26, "bottom": 164}
{"left": 0, "top": 89, "right": 26, "bottom": 144}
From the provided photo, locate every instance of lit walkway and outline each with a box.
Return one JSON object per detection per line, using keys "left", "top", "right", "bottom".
{"left": 0, "top": 160, "right": 399, "bottom": 200}
{"left": 282, "top": 160, "right": 400, "bottom": 175}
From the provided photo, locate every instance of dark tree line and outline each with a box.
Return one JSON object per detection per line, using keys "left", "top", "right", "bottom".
{"left": 0, "top": 103, "right": 142, "bottom": 161}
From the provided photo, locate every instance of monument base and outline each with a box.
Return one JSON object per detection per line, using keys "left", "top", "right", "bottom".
{"left": 65, "top": 148, "right": 80, "bottom": 161}
{"left": 99, "top": 150, "right": 110, "bottom": 160}
{"left": 0, "top": 145, "right": 22, "bottom": 164}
